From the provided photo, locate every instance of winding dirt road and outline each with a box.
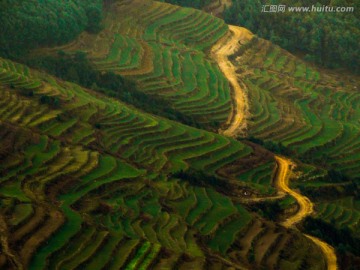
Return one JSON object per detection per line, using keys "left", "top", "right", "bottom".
{"left": 211, "top": 25, "right": 253, "bottom": 137}
{"left": 274, "top": 156, "right": 337, "bottom": 270}
{"left": 305, "top": 234, "right": 338, "bottom": 270}
{"left": 211, "top": 15, "right": 337, "bottom": 270}
{"left": 275, "top": 156, "right": 314, "bottom": 227}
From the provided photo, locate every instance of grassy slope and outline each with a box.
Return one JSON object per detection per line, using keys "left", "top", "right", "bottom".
{"left": 235, "top": 37, "right": 360, "bottom": 177}
{"left": 0, "top": 57, "right": 325, "bottom": 269}
{"left": 234, "top": 36, "right": 360, "bottom": 238}
{"left": 1, "top": 0, "right": 353, "bottom": 267}
{"left": 34, "top": 0, "right": 232, "bottom": 128}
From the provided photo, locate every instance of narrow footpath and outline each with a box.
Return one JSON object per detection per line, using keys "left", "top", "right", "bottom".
{"left": 211, "top": 25, "right": 252, "bottom": 137}
{"left": 211, "top": 16, "right": 338, "bottom": 270}
{"left": 274, "top": 156, "right": 337, "bottom": 270}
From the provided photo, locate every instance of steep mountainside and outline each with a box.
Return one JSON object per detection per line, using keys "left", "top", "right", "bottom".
{"left": 0, "top": 0, "right": 359, "bottom": 269}
{"left": 0, "top": 57, "right": 325, "bottom": 269}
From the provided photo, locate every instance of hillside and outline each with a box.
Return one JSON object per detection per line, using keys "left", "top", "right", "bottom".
{"left": 163, "top": 0, "right": 360, "bottom": 72}
{"left": 236, "top": 37, "right": 360, "bottom": 178}
{"left": 223, "top": 0, "right": 360, "bottom": 73}
{"left": 33, "top": 0, "right": 360, "bottom": 188}
{"left": 0, "top": 57, "right": 325, "bottom": 269}
{"left": 31, "top": 0, "right": 233, "bottom": 129}
{"left": 0, "top": 0, "right": 359, "bottom": 269}
{"left": 0, "top": 0, "right": 103, "bottom": 58}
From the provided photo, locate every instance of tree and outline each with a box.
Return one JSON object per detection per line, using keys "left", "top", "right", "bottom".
{"left": 85, "top": 4, "right": 103, "bottom": 33}
{"left": 0, "top": 0, "right": 102, "bottom": 58}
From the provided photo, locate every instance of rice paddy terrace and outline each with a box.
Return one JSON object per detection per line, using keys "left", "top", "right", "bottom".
{"left": 1, "top": 0, "right": 359, "bottom": 269}
{"left": 235, "top": 37, "right": 360, "bottom": 178}
{"left": 0, "top": 58, "right": 326, "bottom": 269}
{"left": 233, "top": 36, "right": 360, "bottom": 242}
{"left": 37, "top": 0, "right": 235, "bottom": 129}
{"left": 316, "top": 197, "right": 360, "bottom": 235}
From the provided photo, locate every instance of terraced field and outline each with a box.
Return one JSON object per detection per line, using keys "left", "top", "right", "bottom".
{"left": 36, "top": 0, "right": 234, "bottom": 128}
{"left": 0, "top": 57, "right": 326, "bottom": 269}
{"left": 315, "top": 197, "right": 360, "bottom": 235}
{"left": 234, "top": 37, "right": 360, "bottom": 178}
{"left": 2, "top": 0, "right": 359, "bottom": 268}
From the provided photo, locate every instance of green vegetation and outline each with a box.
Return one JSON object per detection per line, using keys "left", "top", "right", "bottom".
{"left": 235, "top": 36, "right": 360, "bottom": 179}
{"left": 29, "top": 0, "right": 231, "bottom": 129}
{"left": 315, "top": 197, "right": 360, "bottom": 233}
{"left": 26, "top": 52, "right": 221, "bottom": 130}
{"left": 0, "top": 0, "right": 103, "bottom": 58}
{"left": 303, "top": 217, "right": 360, "bottom": 257}
{"left": 0, "top": 54, "right": 325, "bottom": 269}
{"left": 237, "top": 161, "right": 276, "bottom": 195}
{"left": 224, "top": 0, "right": 360, "bottom": 72}
{"left": 1, "top": 0, "right": 359, "bottom": 269}
{"left": 160, "top": 0, "right": 212, "bottom": 9}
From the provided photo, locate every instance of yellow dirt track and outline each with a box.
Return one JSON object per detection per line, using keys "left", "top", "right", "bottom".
{"left": 210, "top": 10, "right": 337, "bottom": 270}
{"left": 211, "top": 25, "right": 252, "bottom": 137}
{"left": 305, "top": 234, "right": 338, "bottom": 270}
{"left": 275, "top": 156, "right": 314, "bottom": 227}
{"left": 274, "top": 156, "right": 337, "bottom": 270}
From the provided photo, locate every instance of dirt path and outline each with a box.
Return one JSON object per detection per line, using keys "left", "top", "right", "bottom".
{"left": 211, "top": 25, "right": 253, "bottom": 137}
{"left": 305, "top": 234, "right": 338, "bottom": 270}
{"left": 274, "top": 156, "right": 337, "bottom": 269}
{"left": 275, "top": 156, "right": 314, "bottom": 227}
{"left": 211, "top": 14, "right": 337, "bottom": 270}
